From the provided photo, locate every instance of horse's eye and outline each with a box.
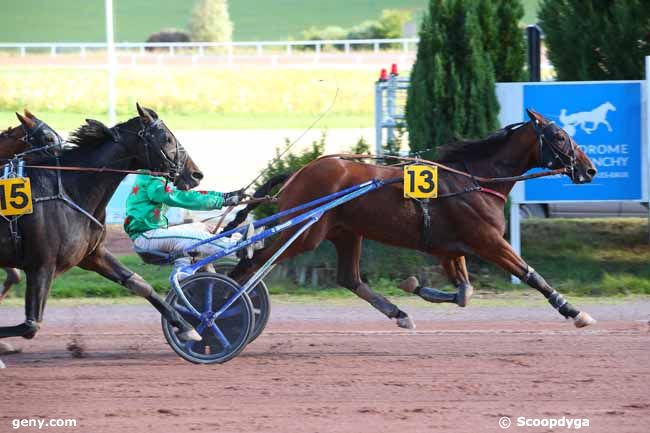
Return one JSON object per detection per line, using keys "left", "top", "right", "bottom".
{"left": 46, "top": 134, "right": 55, "bottom": 142}
{"left": 555, "top": 133, "right": 564, "bottom": 141}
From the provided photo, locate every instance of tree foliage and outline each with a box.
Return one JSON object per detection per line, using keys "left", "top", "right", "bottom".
{"left": 539, "top": 0, "right": 650, "bottom": 80}
{"left": 253, "top": 134, "right": 326, "bottom": 219}
{"left": 406, "top": 0, "right": 513, "bottom": 158}
{"left": 303, "top": 9, "right": 412, "bottom": 44}
{"left": 491, "top": 0, "right": 526, "bottom": 82}
{"left": 189, "top": 0, "right": 233, "bottom": 43}
{"left": 252, "top": 134, "right": 377, "bottom": 219}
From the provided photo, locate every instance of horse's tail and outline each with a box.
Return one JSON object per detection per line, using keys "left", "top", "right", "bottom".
{"left": 223, "top": 173, "right": 292, "bottom": 232}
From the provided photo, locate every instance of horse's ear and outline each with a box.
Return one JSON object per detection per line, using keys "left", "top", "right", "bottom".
{"left": 86, "top": 119, "right": 117, "bottom": 141}
{"left": 136, "top": 102, "right": 154, "bottom": 126}
{"left": 526, "top": 108, "right": 545, "bottom": 126}
{"left": 15, "top": 111, "right": 35, "bottom": 129}
{"left": 24, "top": 109, "right": 36, "bottom": 120}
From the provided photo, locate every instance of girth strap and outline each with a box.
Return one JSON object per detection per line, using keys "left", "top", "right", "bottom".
{"left": 416, "top": 198, "right": 435, "bottom": 250}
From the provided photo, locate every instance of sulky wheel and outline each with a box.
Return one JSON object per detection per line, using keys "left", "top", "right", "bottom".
{"left": 162, "top": 272, "right": 254, "bottom": 364}
{"left": 212, "top": 260, "right": 271, "bottom": 343}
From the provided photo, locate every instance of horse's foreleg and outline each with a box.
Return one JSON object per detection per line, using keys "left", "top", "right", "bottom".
{"left": 0, "top": 268, "right": 21, "bottom": 303}
{"left": 78, "top": 247, "right": 201, "bottom": 341}
{"left": 474, "top": 236, "right": 595, "bottom": 328}
{"left": 0, "top": 267, "right": 54, "bottom": 339}
{"left": 331, "top": 232, "right": 414, "bottom": 329}
{"left": 602, "top": 119, "right": 613, "bottom": 132}
{"left": 399, "top": 256, "right": 474, "bottom": 307}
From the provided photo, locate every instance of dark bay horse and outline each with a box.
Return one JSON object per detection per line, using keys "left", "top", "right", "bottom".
{"left": 231, "top": 109, "right": 598, "bottom": 328}
{"left": 0, "top": 104, "right": 206, "bottom": 345}
{"left": 0, "top": 110, "right": 66, "bottom": 302}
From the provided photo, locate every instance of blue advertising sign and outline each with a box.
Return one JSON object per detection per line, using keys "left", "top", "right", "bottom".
{"left": 522, "top": 82, "right": 643, "bottom": 202}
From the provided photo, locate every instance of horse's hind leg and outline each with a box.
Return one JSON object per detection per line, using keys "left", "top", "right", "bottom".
{"left": 473, "top": 234, "right": 595, "bottom": 328}
{"left": 0, "top": 268, "right": 21, "bottom": 303}
{"left": 330, "top": 231, "right": 414, "bottom": 329}
{"left": 78, "top": 247, "right": 201, "bottom": 341}
{"left": 399, "top": 256, "right": 474, "bottom": 306}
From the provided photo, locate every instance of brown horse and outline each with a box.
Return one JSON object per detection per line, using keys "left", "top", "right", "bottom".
{"left": 0, "top": 110, "right": 64, "bottom": 159}
{"left": 0, "top": 110, "right": 66, "bottom": 302}
{"left": 231, "top": 109, "right": 598, "bottom": 328}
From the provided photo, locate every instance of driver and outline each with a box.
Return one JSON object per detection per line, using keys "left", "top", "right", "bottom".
{"left": 124, "top": 172, "right": 250, "bottom": 264}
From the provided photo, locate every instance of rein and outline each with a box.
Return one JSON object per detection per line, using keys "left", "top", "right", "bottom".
{"left": 22, "top": 164, "right": 170, "bottom": 177}
{"left": 272, "top": 153, "right": 568, "bottom": 199}
{"left": 331, "top": 153, "right": 569, "bottom": 184}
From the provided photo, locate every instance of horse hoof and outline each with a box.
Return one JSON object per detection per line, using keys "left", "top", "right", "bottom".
{"left": 574, "top": 312, "right": 596, "bottom": 328}
{"left": 396, "top": 315, "right": 416, "bottom": 330}
{"left": 21, "top": 321, "right": 39, "bottom": 339}
{"left": 0, "top": 342, "right": 21, "bottom": 355}
{"left": 398, "top": 276, "right": 419, "bottom": 294}
{"left": 178, "top": 329, "right": 202, "bottom": 342}
{"left": 0, "top": 359, "right": 5, "bottom": 369}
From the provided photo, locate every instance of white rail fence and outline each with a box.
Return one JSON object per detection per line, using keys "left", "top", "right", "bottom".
{"left": 0, "top": 38, "right": 419, "bottom": 57}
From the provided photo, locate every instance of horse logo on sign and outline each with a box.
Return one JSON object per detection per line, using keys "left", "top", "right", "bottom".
{"left": 559, "top": 102, "right": 616, "bottom": 137}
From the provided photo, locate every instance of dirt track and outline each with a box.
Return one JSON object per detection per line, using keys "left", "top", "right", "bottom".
{"left": 1, "top": 299, "right": 649, "bottom": 433}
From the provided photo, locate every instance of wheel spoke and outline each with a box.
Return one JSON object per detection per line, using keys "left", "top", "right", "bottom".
{"left": 218, "top": 305, "right": 242, "bottom": 319}
{"left": 210, "top": 323, "right": 231, "bottom": 348}
{"left": 203, "top": 279, "right": 214, "bottom": 312}
{"left": 175, "top": 304, "right": 201, "bottom": 319}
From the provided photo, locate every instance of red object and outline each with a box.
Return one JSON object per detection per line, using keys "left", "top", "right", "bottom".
{"left": 165, "top": 184, "right": 172, "bottom": 193}
{"left": 131, "top": 185, "right": 139, "bottom": 195}
{"left": 153, "top": 209, "right": 161, "bottom": 219}
{"left": 378, "top": 68, "right": 388, "bottom": 81}
{"left": 479, "top": 187, "right": 507, "bottom": 202}
{"left": 198, "top": 190, "right": 208, "bottom": 195}
{"left": 391, "top": 63, "right": 398, "bottom": 76}
{"left": 124, "top": 216, "right": 131, "bottom": 225}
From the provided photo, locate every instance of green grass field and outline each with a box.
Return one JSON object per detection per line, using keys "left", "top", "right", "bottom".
{"left": 0, "top": 67, "right": 376, "bottom": 130}
{"left": 0, "top": 0, "right": 540, "bottom": 43}
{"left": 0, "top": 111, "right": 373, "bottom": 132}
{"left": 1, "top": 218, "right": 649, "bottom": 300}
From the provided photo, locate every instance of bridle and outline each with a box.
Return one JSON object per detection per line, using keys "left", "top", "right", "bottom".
{"left": 532, "top": 120, "right": 577, "bottom": 177}
{"left": 112, "top": 119, "right": 187, "bottom": 181}
{"left": 1, "top": 120, "right": 66, "bottom": 160}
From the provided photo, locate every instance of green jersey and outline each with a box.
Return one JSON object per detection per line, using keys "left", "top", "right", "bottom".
{"left": 124, "top": 174, "right": 224, "bottom": 239}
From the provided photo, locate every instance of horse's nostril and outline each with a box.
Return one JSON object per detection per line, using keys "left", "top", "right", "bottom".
{"left": 587, "top": 168, "right": 597, "bottom": 177}
{"left": 191, "top": 171, "right": 204, "bottom": 181}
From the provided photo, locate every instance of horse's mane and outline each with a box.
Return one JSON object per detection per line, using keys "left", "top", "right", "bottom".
{"left": 68, "top": 116, "right": 143, "bottom": 149}
{"left": 0, "top": 125, "right": 18, "bottom": 137}
{"left": 436, "top": 122, "right": 525, "bottom": 162}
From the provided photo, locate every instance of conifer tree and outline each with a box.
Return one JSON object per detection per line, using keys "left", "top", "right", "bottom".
{"left": 539, "top": 0, "right": 650, "bottom": 80}
{"left": 406, "top": 0, "right": 501, "bottom": 158}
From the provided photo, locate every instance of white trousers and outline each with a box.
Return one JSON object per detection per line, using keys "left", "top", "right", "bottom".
{"left": 133, "top": 222, "right": 237, "bottom": 257}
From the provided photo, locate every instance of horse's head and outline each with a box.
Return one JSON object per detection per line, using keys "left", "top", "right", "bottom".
{"left": 10, "top": 110, "right": 65, "bottom": 157}
{"left": 527, "top": 108, "right": 597, "bottom": 184}
{"left": 134, "top": 103, "right": 203, "bottom": 190}
{"left": 604, "top": 101, "right": 616, "bottom": 112}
